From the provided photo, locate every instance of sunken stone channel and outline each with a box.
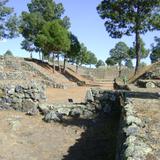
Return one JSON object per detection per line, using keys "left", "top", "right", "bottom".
{"left": 0, "top": 84, "right": 151, "bottom": 159}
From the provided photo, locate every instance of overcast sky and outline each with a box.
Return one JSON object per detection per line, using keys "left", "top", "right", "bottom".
{"left": 1, "top": 0, "right": 159, "bottom": 64}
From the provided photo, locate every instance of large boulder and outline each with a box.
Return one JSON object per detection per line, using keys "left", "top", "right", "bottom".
{"left": 21, "top": 99, "right": 38, "bottom": 112}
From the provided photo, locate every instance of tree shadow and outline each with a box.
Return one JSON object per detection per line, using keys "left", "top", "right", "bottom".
{"left": 24, "top": 58, "right": 52, "bottom": 70}
{"left": 124, "top": 90, "right": 159, "bottom": 99}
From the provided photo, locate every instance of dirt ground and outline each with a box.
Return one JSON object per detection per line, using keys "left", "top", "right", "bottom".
{"left": 0, "top": 110, "right": 84, "bottom": 160}
{"left": 46, "top": 83, "right": 113, "bottom": 104}
{"left": 0, "top": 109, "right": 119, "bottom": 160}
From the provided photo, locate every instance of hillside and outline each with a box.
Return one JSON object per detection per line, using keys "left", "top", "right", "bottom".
{"left": 0, "top": 56, "right": 91, "bottom": 89}
{"left": 128, "top": 61, "right": 160, "bottom": 84}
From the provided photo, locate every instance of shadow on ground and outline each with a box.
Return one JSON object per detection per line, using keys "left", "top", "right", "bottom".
{"left": 61, "top": 111, "right": 121, "bottom": 160}
{"left": 126, "top": 91, "right": 160, "bottom": 99}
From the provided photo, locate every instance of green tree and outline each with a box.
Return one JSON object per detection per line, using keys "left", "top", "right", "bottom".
{"left": 125, "top": 59, "right": 134, "bottom": 69}
{"left": 128, "top": 38, "right": 149, "bottom": 60}
{"left": 20, "top": 0, "right": 70, "bottom": 60}
{"left": 20, "top": 12, "right": 45, "bottom": 53}
{"left": 150, "top": 37, "right": 160, "bottom": 63}
{"left": 35, "top": 20, "right": 70, "bottom": 72}
{"left": 86, "top": 51, "right": 97, "bottom": 68}
{"left": 0, "top": 0, "right": 19, "bottom": 39}
{"left": 66, "top": 33, "right": 80, "bottom": 72}
{"left": 107, "top": 42, "right": 129, "bottom": 77}
{"left": 21, "top": 39, "right": 35, "bottom": 59}
{"left": 96, "top": 59, "right": 105, "bottom": 68}
{"left": 70, "top": 43, "right": 88, "bottom": 72}
{"left": 97, "top": 0, "right": 160, "bottom": 74}
{"left": 105, "top": 57, "right": 117, "bottom": 66}
{"left": 4, "top": 50, "right": 13, "bottom": 56}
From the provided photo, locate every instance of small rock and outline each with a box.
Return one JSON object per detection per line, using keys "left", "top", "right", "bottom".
{"left": 38, "top": 103, "right": 50, "bottom": 114}
{"left": 146, "top": 82, "right": 156, "bottom": 88}
{"left": 123, "top": 124, "right": 140, "bottom": 136}
{"left": 82, "top": 110, "right": 94, "bottom": 118}
{"left": 126, "top": 115, "right": 142, "bottom": 127}
{"left": 57, "top": 107, "right": 71, "bottom": 116}
{"left": 7, "top": 85, "right": 15, "bottom": 94}
{"left": 44, "top": 111, "right": 63, "bottom": 123}
{"left": 70, "top": 108, "right": 83, "bottom": 118}
{"left": 85, "top": 89, "right": 94, "bottom": 102}
{"left": 26, "top": 106, "right": 39, "bottom": 116}
{"left": 15, "top": 85, "right": 23, "bottom": 93}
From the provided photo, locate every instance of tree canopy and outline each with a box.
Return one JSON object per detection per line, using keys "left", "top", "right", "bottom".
{"left": 97, "top": 0, "right": 160, "bottom": 73}
{"left": 105, "top": 57, "right": 117, "bottom": 66}
{"left": 4, "top": 50, "right": 13, "bottom": 56}
{"left": 0, "top": 0, "right": 19, "bottom": 39}
{"left": 67, "top": 33, "right": 81, "bottom": 61}
{"left": 36, "top": 20, "right": 70, "bottom": 53}
{"left": 86, "top": 51, "right": 97, "bottom": 67}
{"left": 150, "top": 36, "right": 160, "bottom": 63}
{"left": 128, "top": 38, "right": 149, "bottom": 59}
{"left": 125, "top": 59, "right": 133, "bottom": 69}
{"left": 20, "top": 0, "right": 70, "bottom": 57}
{"left": 106, "top": 42, "right": 129, "bottom": 77}
{"left": 109, "top": 42, "right": 129, "bottom": 62}
{"left": 96, "top": 60, "right": 105, "bottom": 68}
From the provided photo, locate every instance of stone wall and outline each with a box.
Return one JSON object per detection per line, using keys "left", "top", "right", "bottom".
{"left": 87, "top": 89, "right": 153, "bottom": 160}
{"left": 83, "top": 67, "right": 134, "bottom": 80}
{"left": 116, "top": 101, "right": 152, "bottom": 160}
{"left": 36, "top": 88, "right": 123, "bottom": 123}
{"left": 0, "top": 56, "right": 65, "bottom": 88}
{"left": 21, "top": 61, "right": 64, "bottom": 88}
{"left": 0, "top": 82, "right": 46, "bottom": 113}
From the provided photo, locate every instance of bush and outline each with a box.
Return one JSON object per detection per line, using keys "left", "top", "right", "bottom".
{"left": 4, "top": 50, "right": 14, "bottom": 57}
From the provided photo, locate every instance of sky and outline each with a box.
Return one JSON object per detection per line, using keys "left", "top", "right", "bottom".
{"left": 0, "top": 0, "right": 160, "bottom": 64}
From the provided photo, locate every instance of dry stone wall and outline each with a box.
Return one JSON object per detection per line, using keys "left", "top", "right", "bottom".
{"left": 87, "top": 89, "right": 154, "bottom": 160}
{"left": 0, "top": 56, "right": 65, "bottom": 88}
{"left": 0, "top": 83, "right": 46, "bottom": 113}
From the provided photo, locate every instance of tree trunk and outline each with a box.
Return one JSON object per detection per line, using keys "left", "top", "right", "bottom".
{"left": 39, "top": 52, "right": 41, "bottom": 60}
{"left": 63, "top": 55, "right": 67, "bottom": 73}
{"left": 30, "top": 52, "right": 32, "bottom": 59}
{"left": 135, "top": 31, "right": 141, "bottom": 75}
{"left": 52, "top": 53, "right": 55, "bottom": 73}
{"left": 118, "top": 62, "right": 122, "bottom": 77}
{"left": 42, "top": 53, "right": 44, "bottom": 61}
{"left": 76, "top": 62, "right": 79, "bottom": 73}
{"left": 57, "top": 54, "right": 60, "bottom": 72}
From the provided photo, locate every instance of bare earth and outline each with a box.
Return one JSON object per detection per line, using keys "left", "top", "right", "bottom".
{"left": 0, "top": 110, "right": 84, "bottom": 160}
{"left": 46, "top": 83, "right": 113, "bottom": 104}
